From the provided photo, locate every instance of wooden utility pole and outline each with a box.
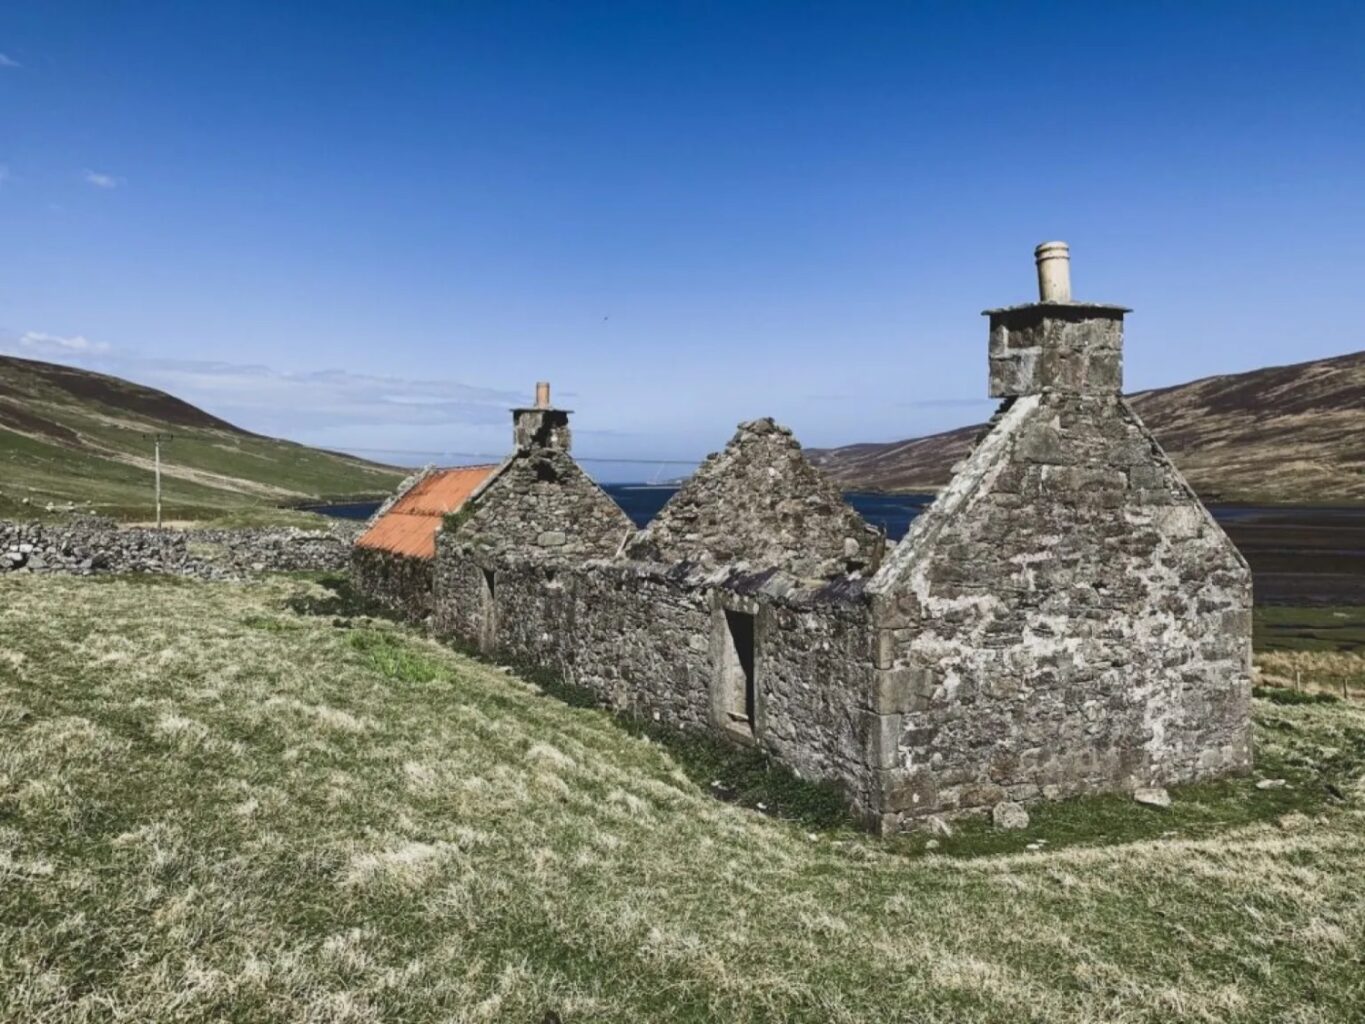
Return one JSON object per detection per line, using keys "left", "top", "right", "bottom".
{"left": 151, "top": 433, "right": 173, "bottom": 529}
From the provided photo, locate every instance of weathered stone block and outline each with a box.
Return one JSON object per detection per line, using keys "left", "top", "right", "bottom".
{"left": 878, "top": 768, "right": 938, "bottom": 814}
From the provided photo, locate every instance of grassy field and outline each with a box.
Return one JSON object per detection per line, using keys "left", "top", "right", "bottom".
{"left": 2, "top": 576, "right": 1364, "bottom": 1022}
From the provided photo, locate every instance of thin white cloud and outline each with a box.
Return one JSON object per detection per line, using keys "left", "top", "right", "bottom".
{"left": 0, "top": 53, "right": 20, "bottom": 69}
{"left": 16, "top": 331, "right": 112, "bottom": 356}
{"left": 83, "top": 170, "right": 121, "bottom": 189}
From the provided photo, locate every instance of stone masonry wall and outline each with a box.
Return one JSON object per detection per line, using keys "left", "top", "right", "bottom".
{"left": 431, "top": 547, "right": 885, "bottom": 811}
{"left": 626, "top": 418, "right": 883, "bottom": 579}
{"left": 0, "top": 518, "right": 356, "bottom": 580}
{"left": 867, "top": 393, "right": 1252, "bottom": 828}
{"left": 448, "top": 449, "right": 634, "bottom": 563}
{"left": 350, "top": 546, "right": 434, "bottom": 617}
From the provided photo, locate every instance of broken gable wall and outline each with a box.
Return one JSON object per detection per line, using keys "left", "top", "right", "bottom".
{"left": 868, "top": 391, "right": 1252, "bottom": 827}
{"left": 626, "top": 418, "right": 884, "bottom": 578}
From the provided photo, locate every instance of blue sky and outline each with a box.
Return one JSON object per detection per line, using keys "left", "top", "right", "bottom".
{"left": 2, "top": 2, "right": 1363, "bottom": 478}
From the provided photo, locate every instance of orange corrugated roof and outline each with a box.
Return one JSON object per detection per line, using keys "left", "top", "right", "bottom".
{"left": 355, "top": 465, "right": 496, "bottom": 559}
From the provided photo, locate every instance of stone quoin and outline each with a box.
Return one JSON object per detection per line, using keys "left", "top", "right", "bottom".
{"left": 354, "top": 245, "right": 1253, "bottom": 830}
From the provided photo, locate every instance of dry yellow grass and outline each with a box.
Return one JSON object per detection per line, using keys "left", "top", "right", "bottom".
{"left": 1, "top": 574, "right": 1364, "bottom": 1022}
{"left": 1257, "top": 650, "right": 1365, "bottom": 701}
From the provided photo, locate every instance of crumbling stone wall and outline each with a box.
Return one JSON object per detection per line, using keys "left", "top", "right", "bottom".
{"left": 626, "top": 418, "right": 883, "bottom": 579}
{"left": 0, "top": 518, "right": 356, "bottom": 580}
{"left": 428, "top": 411, "right": 890, "bottom": 809}
{"left": 866, "top": 392, "right": 1252, "bottom": 828}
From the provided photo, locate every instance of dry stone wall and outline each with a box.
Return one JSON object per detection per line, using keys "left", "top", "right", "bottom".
{"left": 432, "top": 548, "right": 886, "bottom": 809}
{"left": 0, "top": 517, "right": 356, "bottom": 580}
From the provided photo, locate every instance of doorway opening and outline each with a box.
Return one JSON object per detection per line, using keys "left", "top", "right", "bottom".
{"left": 719, "top": 609, "right": 757, "bottom": 735}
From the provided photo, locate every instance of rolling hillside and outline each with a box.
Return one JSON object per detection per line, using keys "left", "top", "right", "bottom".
{"left": 810, "top": 351, "right": 1365, "bottom": 504}
{"left": 0, "top": 354, "right": 404, "bottom": 520}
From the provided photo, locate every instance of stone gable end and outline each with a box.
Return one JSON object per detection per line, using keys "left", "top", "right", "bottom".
{"left": 626, "top": 417, "right": 884, "bottom": 580}
{"left": 866, "top": 390, "right": 1252, "bottom": 827}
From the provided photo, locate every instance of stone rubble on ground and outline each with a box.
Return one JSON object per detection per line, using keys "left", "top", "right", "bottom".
{"left": 991, "top": 800, "right": 1030, "bottom": 830}
{"left": 1133, "top": 787, "right": 1172, "bottom": 809}
{"left": 925, "top": 815, "right": 955, "bottom": 838}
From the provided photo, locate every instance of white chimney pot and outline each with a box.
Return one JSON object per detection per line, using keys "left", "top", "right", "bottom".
{"left": 1035, "top": 241, "right": 1071, "bottom": 302}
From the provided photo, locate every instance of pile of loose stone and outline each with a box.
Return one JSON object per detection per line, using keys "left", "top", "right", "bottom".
{"left": 0, "top": 517, "right": 358, "bottom": 581}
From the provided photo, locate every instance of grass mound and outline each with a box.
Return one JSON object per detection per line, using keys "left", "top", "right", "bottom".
{"left": 2, "top": 575, "right": 1364, "bottom": 1022}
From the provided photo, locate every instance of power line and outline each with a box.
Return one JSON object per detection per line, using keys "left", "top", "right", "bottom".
{"left": 338, "top": 445, "right": 700, "bottom": 466}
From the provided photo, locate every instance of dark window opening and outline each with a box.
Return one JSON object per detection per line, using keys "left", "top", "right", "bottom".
{"left": 721, "top": 609, "right": 757, "bottom": 733}
{"left": 479, "top": 568, "right": 497, "bottom": 653}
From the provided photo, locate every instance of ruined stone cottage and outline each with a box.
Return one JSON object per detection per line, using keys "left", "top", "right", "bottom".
{"left": 357, "top": 244, "right": 1253, "bottom": 830}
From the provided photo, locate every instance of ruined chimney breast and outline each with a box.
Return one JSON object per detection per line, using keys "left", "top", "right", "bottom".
{"left": 985, "top": 242, "right": 1129, "bottom": 398}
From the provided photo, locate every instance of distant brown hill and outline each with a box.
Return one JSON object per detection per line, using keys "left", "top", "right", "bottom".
{"left": 0, "top": 354, "right": 404, "bottom": 519}
{"left": 808, "top": 351, "right": 1365, "bottom": 505}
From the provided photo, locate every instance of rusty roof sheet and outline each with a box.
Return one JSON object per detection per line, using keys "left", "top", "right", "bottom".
{"left": 355, "top": 465, "right": 497, "bottom": 559}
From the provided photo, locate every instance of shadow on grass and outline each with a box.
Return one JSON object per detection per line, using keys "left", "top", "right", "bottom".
{"left": 282, "top": 571, "right": 408, "bottom": 626}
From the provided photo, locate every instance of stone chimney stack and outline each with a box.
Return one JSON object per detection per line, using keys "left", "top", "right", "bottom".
{"left": 512, "top": 380, "right": 572, "bottom": 452}
{"left": 985, "top": 242, "right": 1129, "bottom": 398}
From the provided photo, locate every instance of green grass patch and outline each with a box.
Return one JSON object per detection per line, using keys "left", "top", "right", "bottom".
{"left": 1254, "top": 684, "right": 1340, "bottom": 706}
{"left": 1255, "top": 604, "right": 1365, "bottom": 653}
{"left": 347, "top": 629, "right": 446, "bottom": 684}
